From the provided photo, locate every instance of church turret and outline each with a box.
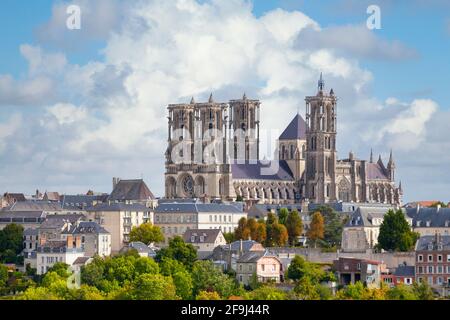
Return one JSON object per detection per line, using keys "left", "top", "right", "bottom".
{"left": 387, "top": 149, "right": 396, "bottom": 181}
{"left": 305, "top": 74, "right": 338, "bottom": 203}
{"left": 370, "top": 148, "right": 374, "bottom": 163}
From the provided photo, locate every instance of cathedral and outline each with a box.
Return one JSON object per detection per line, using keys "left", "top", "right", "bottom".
{"left": 164, "top": 75, "right": 403, "bottom": 206}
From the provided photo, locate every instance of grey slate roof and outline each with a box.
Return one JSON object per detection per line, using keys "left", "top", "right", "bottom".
{"left": 231, "top": 160, "right": 294, "bottom": 181}
{"left": 393, "top": 265, "right": 415, "bottom": 277}
{"left": 73, "top": 257, "right": 91, "bottom": 265}
{"left": 63, "top": 221, "right": 109, "bottom": 235}
{"left": 237, "top": 251, "right": 266, "bottom": 263}
{"left": 86, "top": 203, "right": 151, "bottom": 212}
{"left": 0, "top": 211, "right": 46, "bottom": 223}
{"left": 24, "top": 228, "right": 39, "bottom": 236}
{"left": 346, "top": 207, "right": 396, "bottom": 227}
{"left": 6, "top": 201, "right": 63, "bottom": 212}
{"left": 228, "top": 240, "right": 263, "bottom": 252}
{"left": 416, "top": 235, "right": 450, "bottom": 251}
{"left": 279, "top": 114, "right": 307, "bottom": 140}
{"left": 109, "top": 179, "right": 155, "bottom": 201}
{"left": 366, "top": 162, "right": 390, "bottom": 180}
{"left": 120, "top": 242, "right": 158, "bottom": 257}
{"left": 155, "top": 203, "right": 243, "bottom": 214}
{"left": 406, "top": 207, "right": 450, "bottom": 228}
{"left": 60, "top": 194, "right": 108, "bottom": 209}
{"left": 183, "top": 229, "right": 222, "bottom": 244}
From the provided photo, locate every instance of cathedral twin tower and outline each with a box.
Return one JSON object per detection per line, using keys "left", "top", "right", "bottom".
{"left": 165, "top": 75, "right": 402, "bottom": 206}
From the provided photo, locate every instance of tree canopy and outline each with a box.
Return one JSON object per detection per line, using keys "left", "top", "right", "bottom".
{"left": 378, "top": 209, "right": 418, "bottom": 252}
{"left": 129, "top": 223, "right": 164, "bottom": 245}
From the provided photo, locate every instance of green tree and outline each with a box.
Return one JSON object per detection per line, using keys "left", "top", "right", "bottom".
{"left": 18, "top": 287, "right": 61, "bottom": 300}
{"left": 315, "top": 206, "right": 346, "bottom": 248}
{"left": 378, "top": 209, "right": 418, "bottom": 252}
{"left": 412, "top": 282, "right": 434, "bottom": 300}
{"left": 387, "top": 284, "right": 417, "bottom": 300}
{"left": 72, "top": 285, "right": 105, "bottom": 300}
{"left": 47, "top": 262, "right": 71, "bottom": 278}
{"left": 155, "top": 236, "right": 197, "bottom": 270}
{"left": 223, "top": 232, "right": 235, "bottom": 244}
{"left": 249, "top": 285, "right": 286, "bottom": 300}
{"left": 307, "top": 212, "right": 325, "bottom": 248}
{"left": 191, "top": 261, "right": 236, "bottom": 298}
{"left": 293, "top": 277, "right": 321, "bottom": 300}
{"left": 130, "top": 274, "right": 178, "bottom": 300}
{"left": 81, "top": 256, "right": 105, "bottom": 288}
{"left": 0, "top": 264, "right": 9, "bottom": 287}
{"left": 286, "top": 255, "right": 327, "bottom": 284}
{"left": 159, "top": 257, "right": 187, "bottom": 276}
{"left": 129, "top": 223, "right": 164, "bottom": 245}
{"left": 278, "top": 208, "right": 289, "bottom": 225}
{"left": 173, "top": 271, "right": 193, "bottom": 300}
{"left": 285, "top": 210, "right": 303, "bottom": 246}
{"left": 0, "top": 224, "right": 24, "bottom": 263}
{"left": 134, "top": 257, "right": 159, "bottom": 276}
{"left": 196, "top": 291, "right": 221, "bottom": 300}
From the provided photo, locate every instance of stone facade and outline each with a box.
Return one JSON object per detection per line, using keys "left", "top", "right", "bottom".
{"left": 165, "top": 75, "right": 402, "bottom": 206}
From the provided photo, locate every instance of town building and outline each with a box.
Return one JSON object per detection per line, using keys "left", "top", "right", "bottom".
{"left": 60, "top": 194, "right": 109, "bottom": 211}
{"left": 415, "top": 234, "right": 450, "bottom": 296}
{"left": 0, "top": 210, "right": 46, "bottom": 230}
{"left": 382, "top": 263, "right": 415, "bottom": 288}
{"left": 407, "top": 206, "right": 450, "bottom": 236}
{"left": 236, "top": 251, "right": 282, "bottom": 286}
{"left": 154, "top": 202, "right": 246, "bottom": 243}
{"left": 1, "top": 193, "right": 26, "bottom": 208}
{"left": 164, "top": 75, "right": 402, "bottom": 206}
{"left": 119, "top": 242, "right": 159, "bottom": 258}
{"left": 23, "top": 228, "right": 39, "bottom": 254}
{"left": 109, "top": 178, "right": 157, "bottom": 207}
{"left": 36, "top": 237, "right": 85, "bottom": 275}
{"left": 85, "top": 203, "right": 153, "bottom": 253}
{"left": 332, "top": 257, "right": 385, "bottom": 289}
{"left": 183, "top": 229, "right": 226, "bottom": 253}
{"left": 210, "top": 240, "right": 265, "bottom": 271}
{"left": 341, "top": 206, "right": 411, "bottom": 252}
{"left": 61, "top": 221, "right": 111, "bottom": 257}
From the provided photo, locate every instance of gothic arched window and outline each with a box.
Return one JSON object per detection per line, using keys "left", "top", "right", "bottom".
{"left": 290, "top": 145, "right": 294, "bottom": 159}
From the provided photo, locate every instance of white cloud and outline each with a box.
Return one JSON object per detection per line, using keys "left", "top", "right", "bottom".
{"left": 0, "top": 0, "right": 447, "bottom": 202}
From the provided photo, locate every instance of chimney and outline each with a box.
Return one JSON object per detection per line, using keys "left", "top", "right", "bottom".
{"left": 437, "top": 204, "right": 441, "bottom": 212}
{"left": 416, "top": 203, "right": 421, "bottom": 214}
{"left": 39, "top": 234, "right": 47, "bottom": 246}
{"left": 113, "top": 177, "right": 121, "bottom": 190}
{"left": 67, "top": 235, "right": 74, "bottom": 249}
{"left": 75, "top": 236, "right": 82, "bottom": 249}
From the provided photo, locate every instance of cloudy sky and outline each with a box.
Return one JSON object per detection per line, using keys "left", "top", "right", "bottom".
{"left": 0, "top": 0, "right": 449, "bottom": 202}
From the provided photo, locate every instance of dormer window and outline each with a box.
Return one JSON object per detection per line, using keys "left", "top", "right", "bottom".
{"left": 191, "top": 236, "right": 195, "bottom": 243}
{"left": 426, "top": 221, "right": 431, "bottom": 227}
{"left": 416, "top": 221, "right": 421, "bottom": 227}
{"left": 200, "top": 236, "right": 205, "bottom": 243}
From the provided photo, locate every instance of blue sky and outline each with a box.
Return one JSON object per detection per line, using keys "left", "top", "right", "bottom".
{"left": 2, "top": 0, "right": 449, "bottom": 108}
{"left": 0, "top": 0, "right": 449, "bottom": 202}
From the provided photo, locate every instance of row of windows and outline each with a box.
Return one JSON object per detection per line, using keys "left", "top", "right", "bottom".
{"left": 238, "top": 264, "right": 277, "bottom": 272}
{"left": 417, "top": 265, "right": 450, "bottom": 274}
{"left": 417, "top": 254, "right": 450, "bottom": 263}
{"left": 209, "top": 215, "right": 232, "bottom": 223}
{"left": 155, "top": 215, "right": 197, "bottom": 223}
{"left": 418, "top": 276, "right": 450, "bottom": 286}
{"left": 41, "top": 256, "right": 62, "bottom": 264}
{"left": 162, "top": 225, "right": 234, "bottom": 235}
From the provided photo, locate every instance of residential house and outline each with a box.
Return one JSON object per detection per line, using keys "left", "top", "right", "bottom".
{"left": 60, "top": 194, "right": 109, "bottom": 211}
{"left": 23, "top": 228, "right": 39, "bottom": 254}
{"left": 85, "top": 203, "right": 153, "bottom": 253}
{"left": 154, "top": 202, "right": 247, "bottom": 244}
{"left": 341, "top": 206, "right": 411, "bottom": 252}
{"left": 43, "top": 192, "right": 60, "bottom": 202}
{"left": 210, "top": 240, "right": 265, "bottom": 271}
{"left": 382, "top": 263, "right": 415, "bottom": 288}
{"left": 61, "top": 221, "right": 111, "bottom": 257}
{"left": 1, "top": 193, "right": 26, "bottom": 208}
{"left": 119, "top": 242, "right": 158, "bottom": 258}
{"left": 38, "top": 214, "right": 85, "bottom": 243}
{"left": 332, "top": 257, "right": 385, "bottom": 289}
{"left": 109, "top": 178, "right": 157, "bottom": 207}
{"left": 182, "top": 229, "right": 226, "bottom": 256}
{"left": 415, "top": 234, "right": 450, "bottom": 296}
{"left": 407, "top": 206, "right": 450, "bottom": 236}
{"left": 36, "top": 236, "right": 85, "bottom": 275}
{"left": 236, "top": 251, "right": 282, "bottom": 286}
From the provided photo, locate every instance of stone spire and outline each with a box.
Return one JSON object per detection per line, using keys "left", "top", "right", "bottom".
{"left": 243, "top": 92, "right": 247, "bottom": 100}
{"left": 208, "top": 93, "right": 214, "bottom": 103}
{"left": 370, "top": 148, "right": 374, "bottom": 163}
{"left": 190, "top": 97, "right": 195, "bottom": 104}
{"left": 399, "top": 180, "right": 403, "bottom": 192}
{"left": 318, "top": 72, "right": 324, "bottom": 91}
{"left": 388, "top": 149, "right": 395, "bottom": 168}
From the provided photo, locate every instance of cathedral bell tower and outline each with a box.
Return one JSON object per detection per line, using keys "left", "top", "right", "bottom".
{"left": 304, "top": 74, "right": 338, "bottom": 203}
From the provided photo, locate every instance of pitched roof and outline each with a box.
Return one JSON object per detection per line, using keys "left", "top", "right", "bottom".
{"left": 406, "top": 207, "right": 450, "bottom": 228}
{"left": 85, "top": 203, "right": 151, "bottom": 212}
{"left": 3, "top": 193, "right": 26, "bottom": 202}
{"left": 346, "top": 207, "right": 398, "bottom": 227}
{"left": 43, "top": 192, "right": 60, "bottom": 201}
{"left": 231, "top": 160, "right": 294, "bottom": 181}
{"left": 109, "top": 179, "right": 155, "bottom": 201}
{"left": 7, "top": 201, "right": 63, "bottom": 212}
{"left": 366, "top": 162, "right": 390, "bottom": 180}
{"left": 393, "top": 265, "right": 415, "bottom": 277}
{"left": 155, "top": 203, "right": 243, "bottom": 214}
{"left": 183, "top": 229, "right": 222, "bottom": 244}
{"left": 63, "top": 221, "right": 109, "bottom": 235}
{"left": 73, "top": 257, "right": 91, "bottom": 265}
{"left": 279, "top": 114, "right": 307, "bottom": 140}
{"left": 237, "top": 251, "right": 280, "bottom": 263}
{"left": 60, "top": 194, "right": 108, "bottom": 209}
{"left": 416, "top": 235, "right": 450, "bottom": 251}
